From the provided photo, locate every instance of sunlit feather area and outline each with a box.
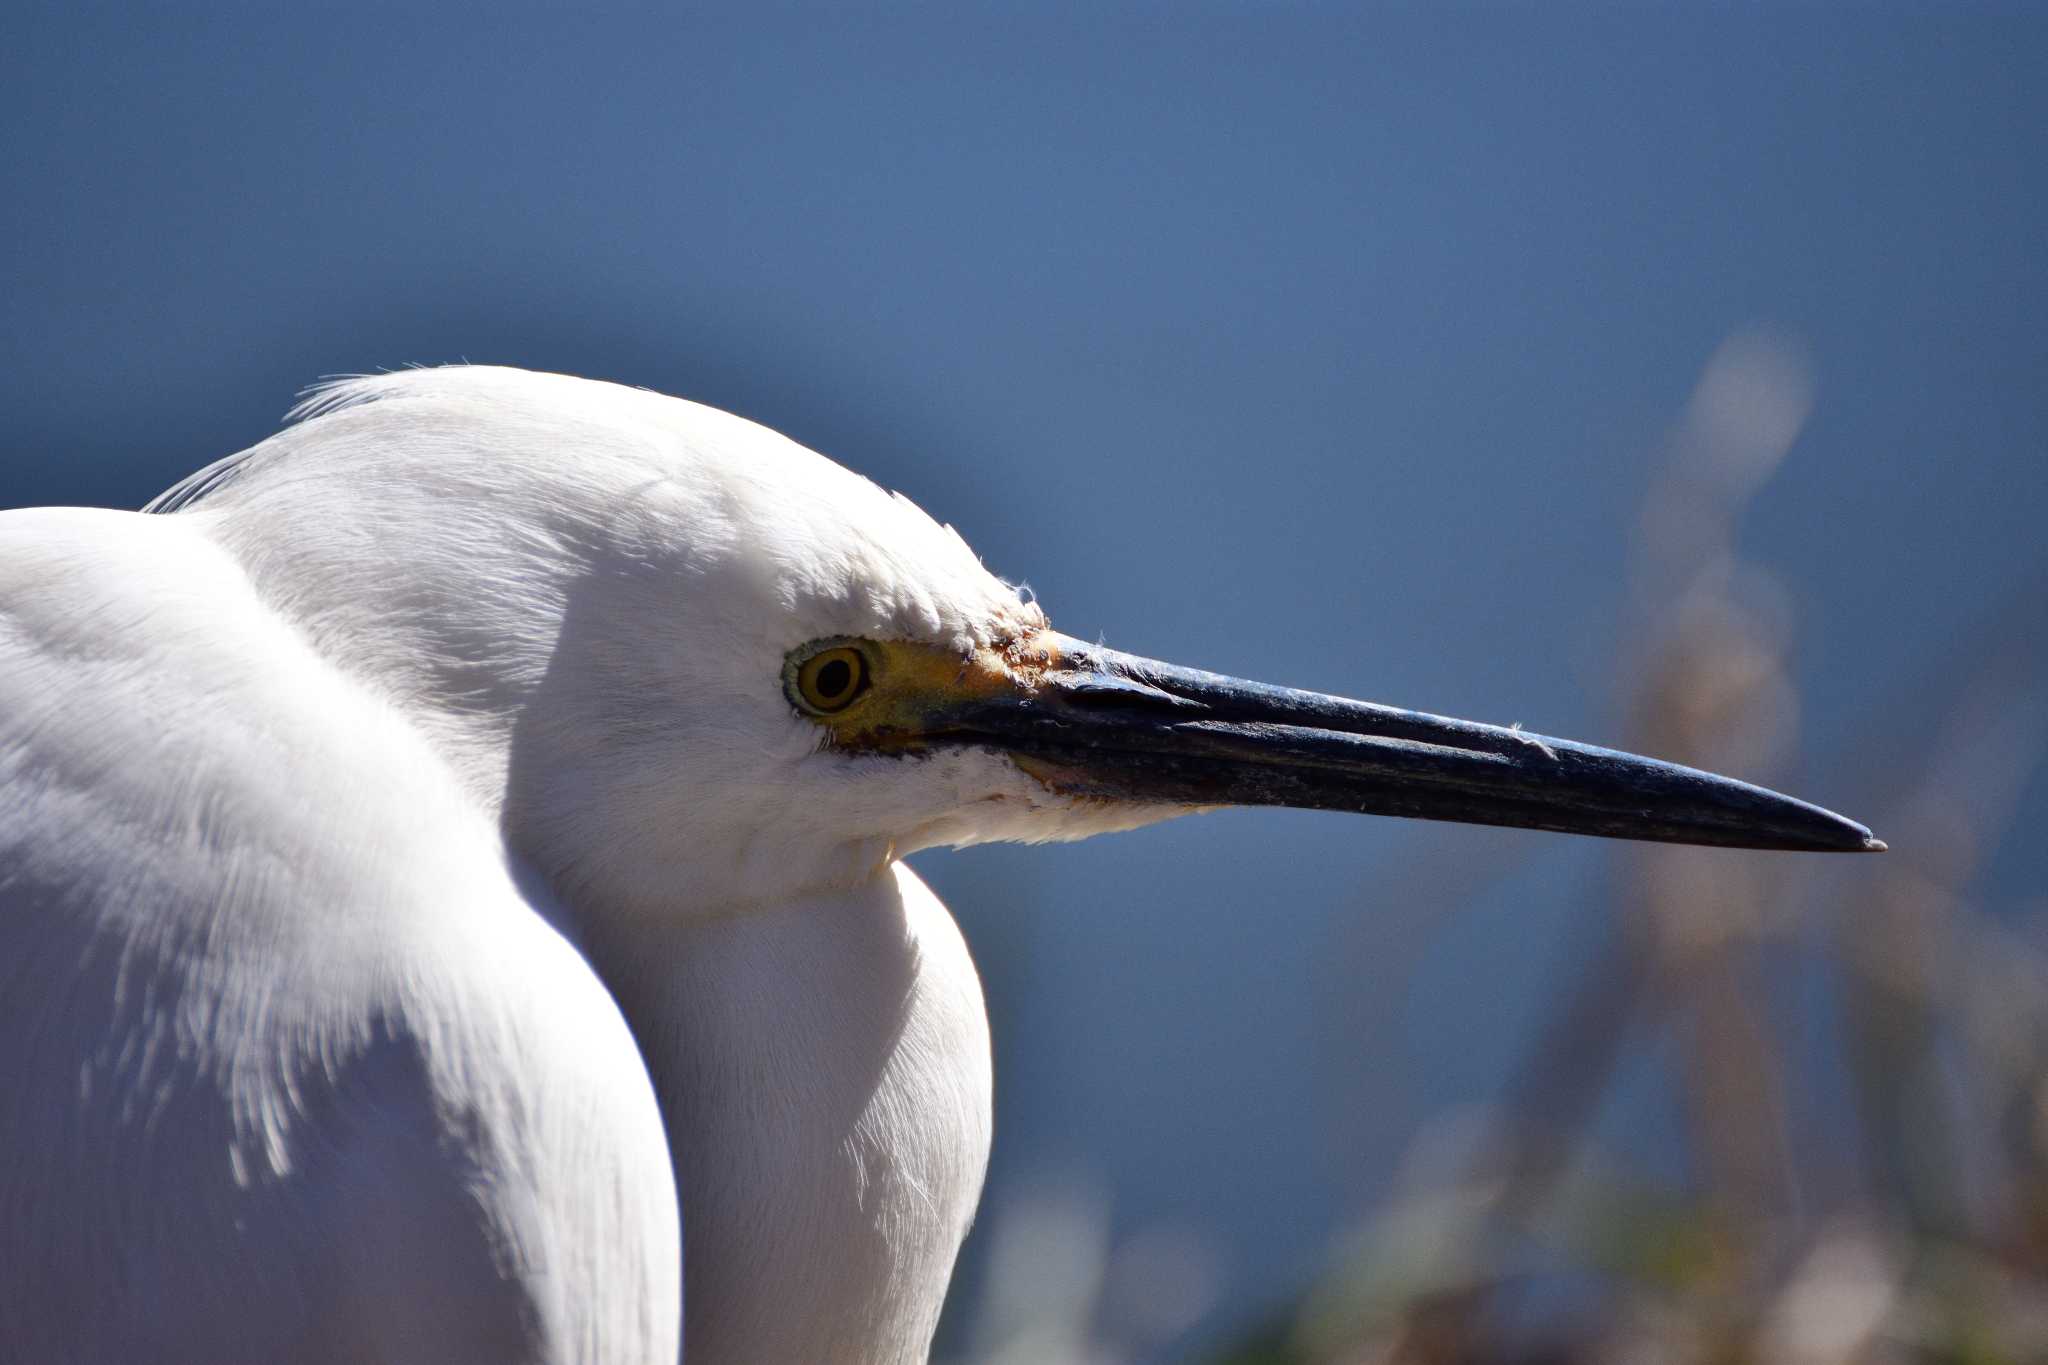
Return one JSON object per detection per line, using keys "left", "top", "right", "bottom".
{"left": 3, "top": 6, "right": 2043, "bottom": 1362}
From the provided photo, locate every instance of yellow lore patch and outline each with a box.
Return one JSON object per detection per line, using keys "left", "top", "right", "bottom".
{"left": 783, "top": 631, "right": 1064, "bottom": 753}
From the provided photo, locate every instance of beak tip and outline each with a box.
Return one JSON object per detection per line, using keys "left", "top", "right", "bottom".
{"left": 1861, "top": 834, "right": 1889, "bottom": 853}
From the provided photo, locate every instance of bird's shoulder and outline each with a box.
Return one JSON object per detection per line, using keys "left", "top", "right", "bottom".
{"left": 0, "top": 505, "right": 496, "bottom": 961}
{"left": 0, "top": 506, "right": 679, "bottom": 1363}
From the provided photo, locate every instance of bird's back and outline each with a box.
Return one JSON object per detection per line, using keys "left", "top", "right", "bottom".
{"left": 0, "top": 507, "right": 679, "bottom": 1363}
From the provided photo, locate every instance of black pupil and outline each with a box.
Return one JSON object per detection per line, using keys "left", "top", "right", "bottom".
{"left": 815, "top": 657, "right": 854, "bottom": 700}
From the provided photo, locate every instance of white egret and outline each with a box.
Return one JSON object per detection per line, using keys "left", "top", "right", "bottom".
{"left": 0, "top": 367, "right": 1880, "bottom": 1363}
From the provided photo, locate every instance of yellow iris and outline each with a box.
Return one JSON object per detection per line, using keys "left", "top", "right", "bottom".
{"left": 793, "top": 644, "right": 871, "bottom": 713}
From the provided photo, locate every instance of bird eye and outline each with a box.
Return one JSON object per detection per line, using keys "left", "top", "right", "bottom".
{"left": 792, "top": 644, "right": 871, "bottom": 714}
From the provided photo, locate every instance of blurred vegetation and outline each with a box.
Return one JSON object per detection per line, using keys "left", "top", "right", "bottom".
{"left": 952, "top": 332, "right": 2048, "bottom": 1365}
{"left": 1204, "top": 334, "right": 2048, "bottom": 1365}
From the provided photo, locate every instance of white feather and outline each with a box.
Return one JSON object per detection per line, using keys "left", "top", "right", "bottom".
{"left": 2, "top": 367, "right": 1174, "bottom": 1363}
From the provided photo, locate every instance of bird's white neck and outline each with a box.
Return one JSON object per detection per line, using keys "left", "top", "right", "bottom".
{"left": 575, "top": 862, "right": 993, "bottom": 1365}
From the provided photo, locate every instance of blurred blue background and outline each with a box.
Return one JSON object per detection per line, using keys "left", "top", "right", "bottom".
{"left": 5, "top": 6, "right": 2044, "bottom": 1359}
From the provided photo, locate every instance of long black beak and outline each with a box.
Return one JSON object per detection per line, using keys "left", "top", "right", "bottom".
{"left": 948, "top": 635, "right": 1882, "bottom": 853}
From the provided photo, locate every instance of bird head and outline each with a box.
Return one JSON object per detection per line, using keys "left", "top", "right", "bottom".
{"left": 168, "top": 367, "right": 1879, "bottom": 920}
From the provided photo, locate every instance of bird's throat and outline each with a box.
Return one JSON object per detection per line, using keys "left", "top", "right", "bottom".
{"left": 578, "top": 863, "right": 994, "bottom": 1365}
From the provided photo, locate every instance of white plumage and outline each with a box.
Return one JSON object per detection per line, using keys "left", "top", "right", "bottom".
{"left": 0, "top": 366, "right": 1879, "bottom": 1364}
